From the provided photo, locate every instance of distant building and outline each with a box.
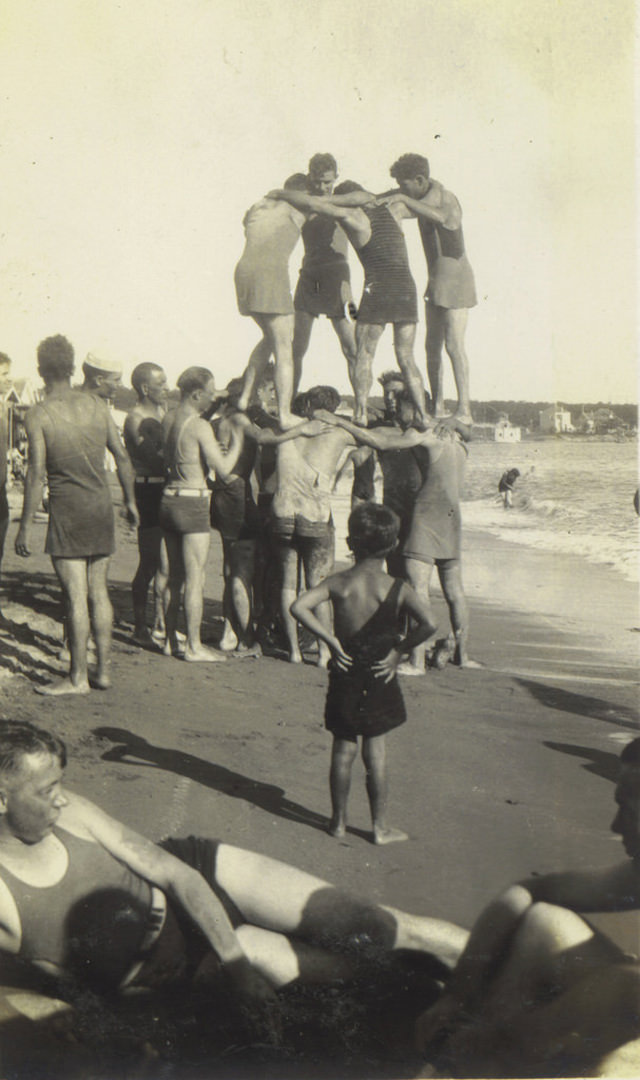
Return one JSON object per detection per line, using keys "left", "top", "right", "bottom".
{"left": 494, "top": 417, "right": 521, "bottom": 442}
{"left": 539, "top": 405, "right": 573, "bottom": 434}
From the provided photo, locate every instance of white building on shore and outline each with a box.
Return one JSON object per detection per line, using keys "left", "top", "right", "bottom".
{"left": 539, "top": 404, "right": 573, "bottom": 434}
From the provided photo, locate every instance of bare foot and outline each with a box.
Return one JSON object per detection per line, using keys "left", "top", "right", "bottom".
{"left": 288, "top": 650, "right": 303, "bottom": 664}
{"left": 373, "top": 826, "right": 409, "bottom": 845}
{"left": 457, "top": 658, "right": 483, "bottom": 669}
{"left": 397, "top": 662, "right": 425, "bottom": 677}
{"left": 88, "top": 668, "right": 111, "bottom": 690}
{"left": 353, "top": 410, "right": 368, "bottom": 428}
{"left": 132, "top": 629, "right": 160, "bottom": 650}
{"left": 151, "top": 628, "right": 185, "bottom": 648}
{"left": 183, "top": 645, "right": 227, "bottom": 663}
{"left": 232, "top": 642, "right": 262, "bottom": 659}
{"left": 219, "top": 623, "right": 239, "bottom": 652}
{"left": 35, "top": 678, "right": 90, "bottom": 697}
{"left": 328, "top": 820, "right": 346, "bottom": 838}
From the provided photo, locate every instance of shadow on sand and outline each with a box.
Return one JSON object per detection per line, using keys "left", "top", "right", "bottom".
{"left": 93, "top": 727, "right": 371, "bottom": 842}
{"left": 543, "top": 740, "right": 623, "bottom": 783}
{"left": 516, "top": 677, "right": 640, "bottom": 732}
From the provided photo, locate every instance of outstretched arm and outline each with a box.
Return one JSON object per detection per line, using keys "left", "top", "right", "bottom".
{"left": 269, "top": 189, "right": 352, "bottom": 220}
{"left": 381, "top": 190, "right": 460, "bottom": 229}
{"left": 65, "top": 793, "right": 281, "bottom": 1041}
{"left": 237, "top": 414, "right": 332, "bottom": 445}
{"left": 313, "top": 410, "right": 446, "bottom": 452}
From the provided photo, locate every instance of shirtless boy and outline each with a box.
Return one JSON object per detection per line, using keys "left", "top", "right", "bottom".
{"left": 292, "top": 503, "right": 437, "bottom": 845}
{"left": 15, "top": 335, "right": 139, "bottom": 694}
{"left": 386, "top": 153, "right": 477, "bottom": 422}
{"left": 235, "top": 173, "right": 309, "bottom": 429}
{"left": 270, "top": 182, "right": 428, "bottom": 428}
{"left": 292, "top": 153, "right": 356, "bottom": 388}
{"left": 160, "top": 367, "right": 242, "bottom": 662}
{"left": 123, "top": 362, "right": 169, "bottom": 646}
{"left": 0, "top": 353, "right": 13, "bottom": 623}
{"left": 415, "top": 737, "right": 640, "bottom": 1078}
{"left": 271, "top": 386, "right": 360, "bottom": 665}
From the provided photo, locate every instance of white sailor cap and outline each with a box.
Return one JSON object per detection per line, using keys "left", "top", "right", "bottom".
{"left": 83, "top": 353, "right": 123, "bottom": 376}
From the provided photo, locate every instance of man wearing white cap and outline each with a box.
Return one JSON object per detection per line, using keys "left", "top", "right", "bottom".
{"left": 81, "top": 353, "right": 123, "bottom": 404}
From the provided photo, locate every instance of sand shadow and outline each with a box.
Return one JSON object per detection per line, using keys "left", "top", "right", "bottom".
{"left": 516, "top": 678, "right": 640, "bottom": 732}
{"left": 543, "top": 740, "right": 622, "bottom": 783}
{"left": 93, "top": 727, "right": 370, "bottom": 841}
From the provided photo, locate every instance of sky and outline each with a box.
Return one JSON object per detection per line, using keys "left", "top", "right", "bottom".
{"left": 0, "top": 0, "right": 636, "bottom": 404}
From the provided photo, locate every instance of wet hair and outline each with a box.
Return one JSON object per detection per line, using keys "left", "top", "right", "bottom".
{"left": 333, "top": 180, "right": 364, "bottom": 195}
{"left": 379, "top": 370, "right": 406, "bottom": 388}
{"left": 225, "top": 377, "right": 245, "bottom": 407}
{"left": 308, "top": 153, "right": 337, "bottom": 177}
{"left": 176, "top": 366, "right": 214, "bottom": 397}
{"left": 291, "top": 391, "right": 309, "bottom": 418}
{"left": 131, "top": 362, "right": 164, "bottom": 397}
{"left": 37, "top": 335, "right": 75, "bottom": 381}
{"left": 348, "top": 502, "right": 400, "bottom": 560}
{"left": 620, "top": 738, "right": 640, "bottom": 767}
{"left": 283, "top": 173, "right": 309, "bottom": 192}
{"left": 390, "top": 154, "right": 430, "bottom": 182}
{"left": 0, "top": 720, "right": 66, "bottom": 781}
{"left": 305, "top": 385, "right": 341, "bottom": 413}
{"left": 0, "top": 353, "right": 11, "bottom": 369}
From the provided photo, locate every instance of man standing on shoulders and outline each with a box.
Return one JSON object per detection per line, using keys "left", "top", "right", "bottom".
{"left": 123, "top": 363, "right": 169, "bottom": 647}
{"left": 386, "top": 153, "right": 477, "bottom": 422}
{"left": 160, "top": 367, "right": 241, "bottom": 663}
{"left": 292, "top": 153, "right": 357, "bottom": 389}
{"left": 0, "top": 353, "right": 13, "bottom": 625}
{"left": 14, "top": 335, "right": 139, "bottom": 695}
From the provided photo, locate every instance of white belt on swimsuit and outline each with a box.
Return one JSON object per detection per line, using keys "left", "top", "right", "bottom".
{"left": 135, "top": 476, "right": 166, "bottom": 485}
{"left": 163, "top": 487, "right": 209, "bottom": 498}
{"left": 119, "top": 885, "right": 167, "bottom": 989}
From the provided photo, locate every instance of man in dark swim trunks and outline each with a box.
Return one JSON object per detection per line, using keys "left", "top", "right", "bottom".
{"left": 270, "top": 182, "right": 428, "bottom": 429}
{"left": 160, "top": 367, "right": 242, "bottom": 663}
{"left": 14, "top": 336, "right": 139, "bottom": 695}
{"left": 292, "top": 153, "right": 357, "bottom": 389}
{"left": 386, "top": 153, "right": 477, "bottom": 422}
{"left": 0, "top": 719, "right": 466, "bottom": 1055}
{"left": 124, "top": 362, "right": 170, "bottom": 646}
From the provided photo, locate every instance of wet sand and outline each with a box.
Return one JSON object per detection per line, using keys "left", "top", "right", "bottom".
{"left": 0, "top": 499, "right": 638, "bottom": 1075}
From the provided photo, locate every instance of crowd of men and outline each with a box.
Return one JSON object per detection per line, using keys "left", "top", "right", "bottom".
{"left": 0, "top": 151, "right": 637, "bottom": 1076}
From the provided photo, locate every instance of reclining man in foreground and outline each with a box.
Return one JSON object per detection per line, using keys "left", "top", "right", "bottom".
{"left": 416, "top": 737, "right": 640, "bottom": 1077}
{"left": 0, "top": 720, "right": 466, "bottom": 1047}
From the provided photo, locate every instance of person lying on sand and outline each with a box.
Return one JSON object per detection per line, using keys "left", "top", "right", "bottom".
{"left": 0, "top": 720, "right": 467, "bottom": 1049}
{"left": 415, "top": 737, "right": 640, "bottom": 1078}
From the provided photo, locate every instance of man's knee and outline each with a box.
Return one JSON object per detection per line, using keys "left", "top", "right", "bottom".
{"left": 518, "top": 902, "right": 595, "bottom": 955}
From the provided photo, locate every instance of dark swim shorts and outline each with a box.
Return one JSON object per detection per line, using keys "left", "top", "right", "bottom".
{"left": 210, "top": 476, "right": 260, "bottom": 541}
{"left": 159, "top": 493, "right": 210, "bottom": 534}
{"left": 271, "top": 514, "right": 334, "bottom": 542}
{"left": 324, "top": 664, "right": 406, "bottom": 743}
{"left": 134, "top": 481, "right": 165, "bottom": 530}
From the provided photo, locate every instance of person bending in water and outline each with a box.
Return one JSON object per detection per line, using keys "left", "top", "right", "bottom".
{"left": 291, "top": 503, "right": 437, "bottom": 845}
{"left": 498, "top": 467, "right": 520, "bottom": 510}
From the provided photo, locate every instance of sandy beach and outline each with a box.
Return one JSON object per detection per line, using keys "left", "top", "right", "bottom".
{"left": 0, "top": 495, "right": 638, "bottom": 1076}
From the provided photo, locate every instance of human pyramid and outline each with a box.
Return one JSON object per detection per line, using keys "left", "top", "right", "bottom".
{"left": 0, "top": 152, "right": 638, "bottom": 1078}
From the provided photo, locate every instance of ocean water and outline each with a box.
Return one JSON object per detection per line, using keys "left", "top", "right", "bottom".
{"left": 333, "top": 438, "right": 639, "bottom": 583}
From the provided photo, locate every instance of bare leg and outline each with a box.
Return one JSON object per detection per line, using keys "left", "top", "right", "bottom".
{"left": 254, "top": 313, "right": 297, "bottom": 429}
{"left": 393, "top": 322, "right": 427, "bottom": 426}
{"left": 132, "top": 525, "right": 162, "bottom": 643}
{"left": 215, "top": 844, "right": 468, "bottom": 970}
{"left": 276, "top": 540, "right": 301, "bottom": 662}
{"left": 438, "top": 561, "right": 479, "bottom": 668}
{"left": 237, "top": 333, "right": 272, "bottom": 412}
{"left": 353, "top": 322, "right": 385, "bottom": 425}
{"left": 41, "top": 558, "right": 91, "bottom": 695}
{"left": 87, "top": 554, "right": 113, "bottom": 688}
{"left": 236, "top": 923, "right": 356, "bottom": 988}
{"left": 301, "top": 530, "right": 335, "bottom": 668}
{"left": 442, "top": 307, "right": 471, "bottom": 420}
{"left": 330, "top": 315, "right": 358, "bottom": 386}
{"left": 228, "top": 538, "right": 258, "bottom": 653}
{"left": 162, "top": 531, "right": 185, "bottom": 656}
{"left": 152, "top": 535, "right": 169, "bottom": 638}
{"left": 328, "top": 738, "right": 357, "bottom": 837}
{"left": 362, "top": 735, "right": 408, "bottom": 845}
{"left": 292, "top": 310, "right": 314, "bottom": 394}
{"left": 0, "top": 488, "right": 9, "bottom": 623}
{"left": 401, "top": 558, "right": 435, "bottom": 673}
{"left": 425, "top": 302, "right": 446, "bottom": 416}
{"left": 182, "top": 530, "right": 225, "bottom": 662}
